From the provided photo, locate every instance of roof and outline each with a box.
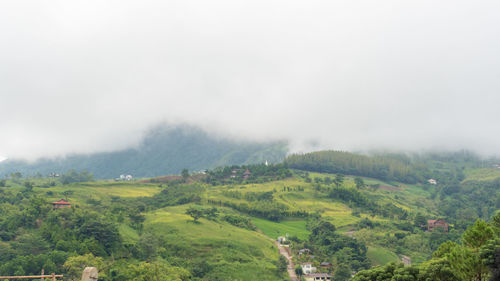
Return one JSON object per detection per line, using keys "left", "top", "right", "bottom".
{"left": 320, "top": 262, "right": 331, "bottom": 266}
{"left": 301, "top": 262, "right": 312, "bottom": 265}
{"left": 304, "top": 273, "right": 331, "bottom": 277}
{"left": 428, "top": 219, "right": 447, "bottom": 224}
{"left": 52, "top": 199, "right": 70, "bottom": 205}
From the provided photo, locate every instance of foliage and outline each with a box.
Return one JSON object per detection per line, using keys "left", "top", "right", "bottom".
{"left": 276, "top": 255, "right": 288, "bottom": 273}
{"left": 353, "top": 217, "right": 500, "bottom": 281}
{"left": 308, "top": 221, "right": 369, "bottom": 271}
{"left": 185, "top": 206, "right": 204, "bottom": 221}
{"left": 205, "top": 163, "right": 292, "bottom": 185}
{"left": 63, "top": 253, "right": 104, "bottom": 281}
{"left": 60, "top": 170, "right": 94, "bottom": 184}
{"left": 123, "top": 260, "right": 190, "bottom": 281}
{"left": 286, "top": 151, "right": 430, "bottom": 183}
{"left": 222, "top": 214, "right": 256, "bottom": 230}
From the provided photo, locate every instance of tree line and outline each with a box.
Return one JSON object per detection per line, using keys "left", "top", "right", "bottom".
{"left": 285, "top": 151, "right": 430, "bottom": 183}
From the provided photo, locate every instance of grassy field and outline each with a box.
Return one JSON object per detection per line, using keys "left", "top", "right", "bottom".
{"left": 366, "top": 246, "right": 400, "bottom": 265}
{"left": 251, "top": 217, "right": 309, "bottom": 240}
{"left": 32, "top": 181, "right": 162, "bottom": 205}
{"left": 145, "top": 204, "right": 284, "bottom": 281}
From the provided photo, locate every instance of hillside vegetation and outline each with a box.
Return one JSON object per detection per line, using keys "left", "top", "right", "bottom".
{"left": 0, "top": 151, "right": 499, "bottom": 280}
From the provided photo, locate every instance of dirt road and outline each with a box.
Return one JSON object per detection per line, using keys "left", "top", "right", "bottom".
{"left": 275, "top": 241, "right": 299, "bottom": 281}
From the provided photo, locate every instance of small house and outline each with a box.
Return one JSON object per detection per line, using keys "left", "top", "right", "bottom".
{"left": 427, "top": 179, "right": 437, "bottom": 185}
{"left": 304, "top": 273, "right": 331, "bottom": 281}
{"left": 427, "top": 219, "right": 448, "bottom": 232}
{"left": 52, "top": 199, "right": 71, "bottom": 210}
{"left": 301, "top": 263, "right": 317, "bottom": 274}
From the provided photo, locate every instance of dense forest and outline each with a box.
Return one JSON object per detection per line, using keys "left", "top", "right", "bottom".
{"left": 285, "top": 151, "right": 430, "bottom": 183}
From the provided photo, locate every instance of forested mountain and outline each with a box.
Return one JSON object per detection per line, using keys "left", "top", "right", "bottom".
{"left": 0, "top": 126, "right": 287, "bottom": 179}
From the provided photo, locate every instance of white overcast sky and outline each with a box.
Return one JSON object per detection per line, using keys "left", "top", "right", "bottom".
{"left": 1, "top": 0, "right": 500, "bottom": 160}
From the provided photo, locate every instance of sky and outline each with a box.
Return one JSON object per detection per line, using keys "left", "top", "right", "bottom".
{"left": 1, "top": 0, "right": 500, "bottom": 160}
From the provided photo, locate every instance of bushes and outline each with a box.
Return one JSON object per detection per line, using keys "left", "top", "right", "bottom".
{"left": 222, "top": 215, "right": 256, "bottom": 230}
{"left": 60, "top": 170, "right": 94, "bottom": 185}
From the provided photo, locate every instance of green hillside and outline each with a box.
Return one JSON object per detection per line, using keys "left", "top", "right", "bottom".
{"left": 0, "top": 151, "right": 499, "bottom": 280}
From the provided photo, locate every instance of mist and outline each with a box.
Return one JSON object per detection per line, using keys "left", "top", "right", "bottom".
{"left": 1, "top": 0, "right": 500, "bottom": 160}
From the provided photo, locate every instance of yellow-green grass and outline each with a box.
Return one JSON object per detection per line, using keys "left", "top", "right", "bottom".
{"left": 366, "top": 246, "right": 399, "bottom": 265}
{"left": 144, "top": 204, "right": 283, "bottom": 281}
{"left": 35, "top": 181, "right": 162, "bottom": 205}
{"left": 251, "top": 217, "right": 309, "bottom": 240}
{"left": 464, "top": 168, "right": 500, "bottom": 181}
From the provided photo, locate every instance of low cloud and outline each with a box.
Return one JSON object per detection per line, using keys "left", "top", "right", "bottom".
{"left": 1, "top": 0, "right": 500, "bottom": 160}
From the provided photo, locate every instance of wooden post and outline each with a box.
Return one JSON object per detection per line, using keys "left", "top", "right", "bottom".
{"left": 51, "top": 273, "right": 56, "bottom": 281}
{"left": 41, "top": 269, "right": 44, "bottom": 281}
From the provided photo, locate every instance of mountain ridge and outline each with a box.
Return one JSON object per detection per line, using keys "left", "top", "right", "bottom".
{"left": 0, "top": 125, "right": 288, "bottom": 178}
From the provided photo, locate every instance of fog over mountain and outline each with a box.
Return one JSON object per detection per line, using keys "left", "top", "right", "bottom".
{"left": 0, "top": 125, "right": 288, "bottom": 178}
{"left": 1, "top": 0, "right": 500, "bottom": 161}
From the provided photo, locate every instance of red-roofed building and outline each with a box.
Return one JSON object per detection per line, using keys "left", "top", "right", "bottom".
{"left": 427, "top": 219, "right": 448, "bottom": 232}
{"left": 52, "top": 199, "right": 71, "bottom": 210}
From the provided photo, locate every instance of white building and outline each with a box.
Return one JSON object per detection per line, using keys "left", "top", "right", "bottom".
{"left": 304, "top": 273, "right": 331, "bottom": 281}
{"left": 301, "top": 263, "right": 317, "bottom": 274}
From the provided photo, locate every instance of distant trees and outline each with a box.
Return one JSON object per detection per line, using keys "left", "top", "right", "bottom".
{"left": 181, "top": 168, "right": 189, "bottom": 181}
{"left": 60, "top": 170, "right": 94, "bottom": 184}
{"left": 334, "top": 173, "right": 345, "bottom": 187}
{"left": 205, "top": 163, "right": 292, "bottom": 185}
{"left": 354, "top": 177, "right": 365, "bottom": 189}
{"left": 10, "top": 172, "right": 22, "bottom": 180}
{"left": 286, "top": 151, "right": 429, "bottom": 183}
